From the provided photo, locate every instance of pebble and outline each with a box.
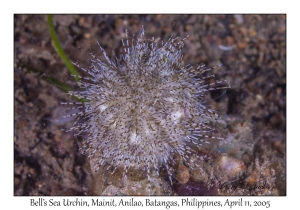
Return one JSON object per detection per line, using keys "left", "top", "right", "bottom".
{"left": 176, "top": 164, "right": 189, "bottom": 184}
{"left": 217, "top": 155, "right": 245, "bottom": 179}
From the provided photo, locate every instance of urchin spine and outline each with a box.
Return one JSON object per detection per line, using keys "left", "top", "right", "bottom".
{"left": 63, "top": 27, "right": 229, "bottom": 184}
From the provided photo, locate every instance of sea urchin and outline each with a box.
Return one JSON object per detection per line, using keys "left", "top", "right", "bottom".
{"left": 63, "top": 27, "right": 229, "bottom": 185}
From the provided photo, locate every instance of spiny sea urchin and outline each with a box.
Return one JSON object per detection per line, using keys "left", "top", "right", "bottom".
{"left": 63, "top": 27, "right": 229, "bottom": 184}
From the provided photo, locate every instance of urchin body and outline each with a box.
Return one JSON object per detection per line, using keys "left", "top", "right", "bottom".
{"left": 65, "top": 28, "right": 227, "bottom": 182}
